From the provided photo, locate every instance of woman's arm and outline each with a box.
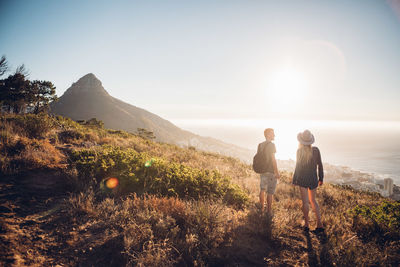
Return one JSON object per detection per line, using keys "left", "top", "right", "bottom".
{"left": 316, "top": 147, "right": 324, "bottom": 182}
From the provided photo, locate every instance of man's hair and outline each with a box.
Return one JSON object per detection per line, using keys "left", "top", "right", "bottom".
{"left": 264, "top": 128, "right": 274, "bottom": 139}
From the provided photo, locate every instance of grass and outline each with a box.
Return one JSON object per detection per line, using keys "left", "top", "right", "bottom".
{"left": 0, "top": 113, "right": 399, "bottom": 266}
{"left": 61, "top": 174, "right": 399, "bottom": 266}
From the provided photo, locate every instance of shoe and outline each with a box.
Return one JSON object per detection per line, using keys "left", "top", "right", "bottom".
{"left": 312, "top": 227, "right": 325, "bottom": 234}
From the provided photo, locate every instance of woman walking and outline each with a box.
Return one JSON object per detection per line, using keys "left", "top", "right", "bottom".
{"left": 292, "top": 130, "right": 324, "bottom": 233}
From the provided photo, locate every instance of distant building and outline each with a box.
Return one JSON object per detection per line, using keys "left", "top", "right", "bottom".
{"left": 384, "top": 178, "right": 394, "bottom": 196}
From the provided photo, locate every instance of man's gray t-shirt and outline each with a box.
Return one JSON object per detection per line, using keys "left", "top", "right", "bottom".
{"left": 259, "top": 141, "right": 276, "bottom": 173}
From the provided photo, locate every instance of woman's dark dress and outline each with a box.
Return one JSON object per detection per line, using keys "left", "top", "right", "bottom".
{"left": 292, "top": 147, "right": 324, "bottom": 189}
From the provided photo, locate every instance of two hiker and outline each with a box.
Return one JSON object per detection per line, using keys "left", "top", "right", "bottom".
{"left": 254, "top": 128, "right": 324, "bottom": 233}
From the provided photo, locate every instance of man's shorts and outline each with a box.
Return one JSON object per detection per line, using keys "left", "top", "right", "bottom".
{"left": 260, "top": 172, "right": 277, "bottom": 194}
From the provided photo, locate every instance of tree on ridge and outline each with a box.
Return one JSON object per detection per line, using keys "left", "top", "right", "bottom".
{"left": 0, "top": 55, "right": 57, "bottom": 114}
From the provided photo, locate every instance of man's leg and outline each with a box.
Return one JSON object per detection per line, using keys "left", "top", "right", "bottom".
{"left": 259, "top": 190, "right": 265, "bottom": 212}
{"left": 266, "top": 173, "right": 277, "bottom": 215}
{"left": 266, "top": 193, "right": 273, "bottom": 213}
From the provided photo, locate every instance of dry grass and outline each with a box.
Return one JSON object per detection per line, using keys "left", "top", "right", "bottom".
{"left": 0, "top": 136, "right": 66, "bottom": 173}
{"left": 0, "top": 114, "right": 67, "bottom": 173}
{"left": 63, "top": 192, "right": 244, "bottom": 266}
{"left": 59, "top": 173, "right": 399, "bottom": 266}
{"left": 1, "top": 113, "right": 399, "bottom": 266}
{"left": 269, "top": 174, "right": 400, "bottom": 266}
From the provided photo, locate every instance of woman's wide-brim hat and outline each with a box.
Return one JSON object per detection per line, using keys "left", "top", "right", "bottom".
{"left": 297, "top": 129, "right": 315, "bottom": 145}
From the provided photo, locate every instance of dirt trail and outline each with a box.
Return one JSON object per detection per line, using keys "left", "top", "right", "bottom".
{"left": 0, "top": 171, "right": 69, "bottom": 266}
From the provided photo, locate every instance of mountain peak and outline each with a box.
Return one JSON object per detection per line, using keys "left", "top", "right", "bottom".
{"left": 64, "top": 73, "right": 108, "bottom": 96}
{"left": 79, "top": 72, "right": 98, "bottom": 80}
{"left": 76, "top": 73, "right": 102, "bottom": 87}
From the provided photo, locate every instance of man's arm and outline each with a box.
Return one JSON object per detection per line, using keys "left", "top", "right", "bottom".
{"left": 271, "top": 153, "right": 280, "bottom": 179}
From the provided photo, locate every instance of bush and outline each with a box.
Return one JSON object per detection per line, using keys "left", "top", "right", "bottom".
{"left": 351, "top": 200, "right": 400, "bottom": 242}
{"left": 106, "top": 129, "right": 132, "bottom": 139}
{"left": 58, "top": 129, "right": 84, "bottom": 143}
{"left": 11, "top": 113, "right": 54, "bottom": 139}
{"left": 83, "top": 132, "right": 99, "bottom": 143}
{"left": 0, "top": 121, "right": 16, "bottom": 146}
{"left": 69, "top": 146, "right": 249, "bottom": 208}
{"left": 84, "top": 118, "right": 104, "bottom": 128}
{"left": 0, "top": 136, "right": 65, "bottom": 174}
{"left": 54, "top": 115, "right": 82, "bottom": 129}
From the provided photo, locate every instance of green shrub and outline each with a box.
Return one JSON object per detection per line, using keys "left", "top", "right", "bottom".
{"left": 54, "top": 115, "right": 82, "bottom": 129}
{"left": 351, "top": 200, "right": 400, "bottom": 242}
{"left": 106, "top": 129, "right": 132, "bottom": 138}
{"left": 84, "top": 118, "right": 104, "bottom": 128}
{"left": 11, "top": 113, "right": 54, "bottom": 139}
{"left": 58, "top": 129, "right": 84, "bottom": 143}
{"left": 69, "top": 146, "right": 248, "bottom": 208}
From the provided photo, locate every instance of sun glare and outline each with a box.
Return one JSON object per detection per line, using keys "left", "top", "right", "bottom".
{"left": 267, "top": 67, "right": 309, "bottom": 113}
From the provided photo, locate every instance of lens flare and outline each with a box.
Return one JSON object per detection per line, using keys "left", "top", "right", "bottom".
{"left": 105, "top": 177, "right": 119, "bottom": 189}
{"left": 145, "top": 158, "right": 154, "bottom": 167}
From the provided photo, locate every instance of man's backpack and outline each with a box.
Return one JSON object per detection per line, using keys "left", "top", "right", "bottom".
{"left": 252, "top": 142, "right": 270, "bottom": 174}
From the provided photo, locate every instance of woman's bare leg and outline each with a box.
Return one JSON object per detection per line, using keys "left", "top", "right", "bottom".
{"left": 308, "top": 188, "right": 323, "bottom": 228}
{"left": 299, "top": 187, "right": 310, "bottom": 227}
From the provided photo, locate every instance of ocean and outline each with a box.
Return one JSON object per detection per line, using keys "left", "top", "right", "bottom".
{"left": 172, "top": 119, "right": 400, "bottom": 184}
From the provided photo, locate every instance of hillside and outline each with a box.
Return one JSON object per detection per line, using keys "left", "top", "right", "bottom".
{"left": 50, "top": 73, "right": 253, "bottom": 161}
{"left": 0, "top": 114, "right": 399, "bottom": 266}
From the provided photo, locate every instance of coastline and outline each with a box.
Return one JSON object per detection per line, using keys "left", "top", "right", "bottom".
{"left": 277, "top": 159, "right": 400, "bottom": 201}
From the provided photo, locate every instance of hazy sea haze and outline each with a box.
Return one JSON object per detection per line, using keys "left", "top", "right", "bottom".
{"left": 173, "top": 119, "right": 400, "bottom": 184}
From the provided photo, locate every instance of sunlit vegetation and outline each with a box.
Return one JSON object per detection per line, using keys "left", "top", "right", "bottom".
{"left": 1, "top": 113, "right": 399, "bottom": 266}
{"left": 70, "top": 145, "right": 248, "bottom": 208}
{"left": 351, "top": 200, "right": 400, "bottom": 243}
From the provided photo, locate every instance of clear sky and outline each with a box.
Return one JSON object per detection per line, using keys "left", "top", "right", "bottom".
{"left": 1, "top": 0, "right": 400, "bottom": 121}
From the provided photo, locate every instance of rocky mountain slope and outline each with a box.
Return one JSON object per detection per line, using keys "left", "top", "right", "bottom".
{"left": 50, "top": 73, "right": 253, "bottom": 161}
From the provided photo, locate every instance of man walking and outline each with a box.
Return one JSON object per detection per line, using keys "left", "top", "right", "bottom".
{"left": 258, "top": 128, "right": 280, "bottom": 215}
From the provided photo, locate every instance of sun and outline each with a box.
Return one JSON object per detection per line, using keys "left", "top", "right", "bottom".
{"left": 267, "top": 67, "right": 309, "bottom": 113}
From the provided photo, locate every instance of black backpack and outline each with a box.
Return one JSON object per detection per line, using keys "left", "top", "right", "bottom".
{"left": 252, "top": 142, "right": 270, "bottom": 173}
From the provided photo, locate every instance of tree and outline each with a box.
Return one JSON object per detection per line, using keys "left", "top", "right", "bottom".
{"left": 29, "top": 80, "right": 57, "bottom": 114}
{"left": 85, "top": 118, "right": 104, "bottom": 128}
{"left": 0, "top": 55, "right": 8, "bottom": 110}
{"left": 0, "top": 73, "right": 30, "bottom": 113}
{"left": 0, "top": 55, "right": 8, "bottom": 77}
{"left": 0, "top": 56, "right": 57, "bottom": 114}
{"left": 137, "top": 128, "right": 156, "bottom": 140}
{"left": 14, "top": 64, "right": 30, "bottom": 76}
{"left": 0, "top": 74, "right": 57, "bottom": 114}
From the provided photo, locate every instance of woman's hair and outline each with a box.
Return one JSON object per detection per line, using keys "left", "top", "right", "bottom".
{"left": 297, "top": 143, "right": 313, "bottom": 165}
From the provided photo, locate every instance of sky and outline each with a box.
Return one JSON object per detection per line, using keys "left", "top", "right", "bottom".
{"left": 1, "top": 0, "right": 400, "bottom": 122}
